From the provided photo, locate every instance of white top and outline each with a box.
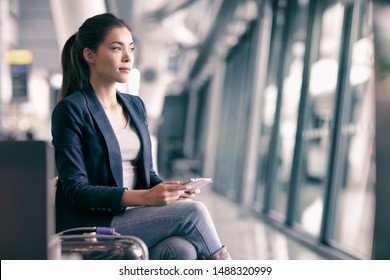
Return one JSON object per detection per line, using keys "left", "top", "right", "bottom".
{"left": 113, "top": 120, "right": 141, "bottom": 189}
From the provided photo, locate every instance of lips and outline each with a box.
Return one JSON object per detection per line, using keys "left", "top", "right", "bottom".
{"left": 119, "top": 67, "right": 131, "bottom": 72}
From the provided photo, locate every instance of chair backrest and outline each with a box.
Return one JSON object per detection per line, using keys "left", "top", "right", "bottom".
{"left": 0, "top": 141, "right": 57, "bottom": 259}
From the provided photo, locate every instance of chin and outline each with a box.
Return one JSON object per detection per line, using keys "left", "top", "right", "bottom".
{"left": 116, "top": 77, "right": 130, "bottom": 84}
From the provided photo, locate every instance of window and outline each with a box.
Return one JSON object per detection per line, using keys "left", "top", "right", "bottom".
{"left": 296, "top": 2, "right": 344, "bottom": 236}
{"left": 329, "top": 0, "right": 375, "bottom": 258}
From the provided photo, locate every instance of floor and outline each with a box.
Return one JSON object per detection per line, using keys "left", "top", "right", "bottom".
{"left": 194, "top": 187, "right": 326, "bottom": 260}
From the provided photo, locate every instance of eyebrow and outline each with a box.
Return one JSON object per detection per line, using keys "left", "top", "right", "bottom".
{"left": 110, "top": 41, "right": 134, "bottom": 46}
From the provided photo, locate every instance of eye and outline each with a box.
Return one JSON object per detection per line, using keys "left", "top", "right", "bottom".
{"left": 112, "top": 46, "right": 122, "bottom": 51}
{"left": 130, "top": 46, "right": 135, "bottom": 52}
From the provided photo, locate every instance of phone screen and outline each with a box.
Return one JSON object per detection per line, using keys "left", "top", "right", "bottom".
{"left": 184, "top": 178, "right": 213, "bottom": 188}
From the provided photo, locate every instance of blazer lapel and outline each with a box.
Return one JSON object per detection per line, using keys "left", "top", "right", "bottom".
{"left": 82, "top": 86, "right": 123, "bottom": 187}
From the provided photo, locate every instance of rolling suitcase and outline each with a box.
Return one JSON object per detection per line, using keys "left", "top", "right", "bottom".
{"left": 57, "top": 226, "right": 148, "bottom": 260}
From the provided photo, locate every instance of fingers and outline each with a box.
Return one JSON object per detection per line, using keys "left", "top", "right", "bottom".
{"left": 150, "top": 181, "right": 191, "bottom": 204}
{"left": 149, "top": 181, "right": 204, "bottom": 205}
{"left": 160, "top": 181, "right": 192, "bottom": 192}
{"left": 186, "top": 188, "right": 200, "bottom": 195}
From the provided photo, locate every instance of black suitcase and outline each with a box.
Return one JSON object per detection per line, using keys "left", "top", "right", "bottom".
{"left": 57, "top": 227, "right": 148, "bottom": 260}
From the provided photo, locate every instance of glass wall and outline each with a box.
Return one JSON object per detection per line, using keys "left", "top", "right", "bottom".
{"left": 296, "top": 0, "right": 345, "bottom": 236}
{"left": 249, "top": 0, "right": 374, "bottom": 259}
{"left": 270, "top": 0, "right": 311, "bottom": 219}
{"left": 253, "top": 0, "right": 288, "bottom": 212}
{"left": 328, "top": 0, "right": 375, "bottom": 258}
{"left": 189, "top": 0, "right": 375, "bottom": 259}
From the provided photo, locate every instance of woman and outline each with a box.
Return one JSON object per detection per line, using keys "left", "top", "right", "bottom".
{"left": 51, "top": 12, "right": 231, "bottom": 260}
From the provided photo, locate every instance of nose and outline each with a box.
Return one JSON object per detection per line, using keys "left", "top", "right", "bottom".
{"left": 122, "top": 49, "right": 132, "bottom": 63}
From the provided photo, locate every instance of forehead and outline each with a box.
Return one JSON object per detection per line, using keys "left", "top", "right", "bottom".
{"left": 103, "top": 27, "right": 133, "bottom": 44}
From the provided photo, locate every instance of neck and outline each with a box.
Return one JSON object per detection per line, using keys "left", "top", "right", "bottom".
{"left": 89, "top": 79, "right": 118, "bottom": 109}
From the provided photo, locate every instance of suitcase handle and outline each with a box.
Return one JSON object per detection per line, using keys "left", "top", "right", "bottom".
{"left": 96, "top": 226, "right": 117, "bottom": 235}
{"left": 58, "top": 226, "right": 120, "bottom": 236}
{"left": 58, "top": 227, "right": 149, "bottom": 260}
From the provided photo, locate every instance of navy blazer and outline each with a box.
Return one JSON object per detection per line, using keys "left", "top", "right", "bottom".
{"left": 51, "top": 84, "right": 163, "bottom": 232}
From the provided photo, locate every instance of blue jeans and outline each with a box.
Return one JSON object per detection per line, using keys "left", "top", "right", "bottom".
{"left": 110, "top": 200, "right": 223, "bottom": 260}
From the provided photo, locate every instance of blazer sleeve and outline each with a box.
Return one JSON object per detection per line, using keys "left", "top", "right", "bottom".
{"left": 51, "top": 98, "right": 126, "bottom": 214}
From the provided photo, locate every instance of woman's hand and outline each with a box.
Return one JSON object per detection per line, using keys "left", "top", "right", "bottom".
{"left": 178, "top": 188, "right": 201, "bottom": 201}
{"left": 121, "top": 181, "right": 201, "bottom": 207}
{"left": 144, "top": 181, "right": 193, "bottom": 205}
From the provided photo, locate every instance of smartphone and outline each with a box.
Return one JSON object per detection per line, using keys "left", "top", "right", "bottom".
{"left": 183, "top": 178, "right": 213, "bottom": 189}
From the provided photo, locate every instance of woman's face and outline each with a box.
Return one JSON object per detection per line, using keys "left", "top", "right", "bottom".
{"left": 87, "top": 27, "right": 134, "bottom": 85}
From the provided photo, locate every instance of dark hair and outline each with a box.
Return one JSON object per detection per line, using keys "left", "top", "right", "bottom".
{"left": 58, "top": 13, "right": 131, "bottom": 100}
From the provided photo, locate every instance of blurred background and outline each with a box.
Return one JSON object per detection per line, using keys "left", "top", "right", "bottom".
{"left": 1, "top": 0, "right": 390, "bottom": 260}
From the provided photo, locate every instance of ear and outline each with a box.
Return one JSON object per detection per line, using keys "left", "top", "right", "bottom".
{"left": 83, "top": 48, "right": 95, "bottom": 64}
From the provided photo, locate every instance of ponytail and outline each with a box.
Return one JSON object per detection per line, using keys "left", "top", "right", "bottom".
{"left": 58, "top": 33, "right": 89, "bottom": 101}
